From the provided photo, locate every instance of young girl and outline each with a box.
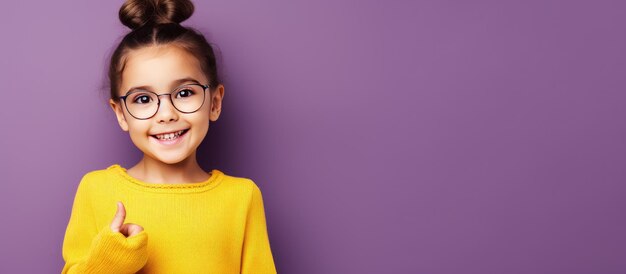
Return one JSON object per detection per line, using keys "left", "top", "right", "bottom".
{"left": 61, "top": 0, "right": 277, "bottom": 273}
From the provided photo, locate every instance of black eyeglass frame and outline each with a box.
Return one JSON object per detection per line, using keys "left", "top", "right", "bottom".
{"left": 117, "top": 83, "right": 210, "bottom": 120}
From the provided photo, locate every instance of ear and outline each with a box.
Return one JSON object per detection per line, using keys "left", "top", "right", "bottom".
{"left": 209, "top": 84, "right": 224, "bottom": 122}
{"left": 109, "top": 98, "right": 129, "bottom": 131}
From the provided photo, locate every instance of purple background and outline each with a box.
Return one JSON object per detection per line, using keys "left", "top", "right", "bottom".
{"left": 1, "top": 0, "right": 625, "bottom": 273}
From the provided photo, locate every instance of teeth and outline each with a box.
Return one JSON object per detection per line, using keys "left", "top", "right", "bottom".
{"left": 155, "top": 130, "right": 185, "bottom": 140}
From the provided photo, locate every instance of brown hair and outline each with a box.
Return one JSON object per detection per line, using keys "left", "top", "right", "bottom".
{"left": 108, "top": 0, "right": 221, "bottom": 99}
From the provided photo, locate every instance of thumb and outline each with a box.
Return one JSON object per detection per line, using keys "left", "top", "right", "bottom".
{"left": 110, "top": 201, "right": 126, "bottom": 233}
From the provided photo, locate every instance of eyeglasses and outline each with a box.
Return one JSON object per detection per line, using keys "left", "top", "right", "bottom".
{"left": 118, "top": 83, "right": 210, "bottom": 120}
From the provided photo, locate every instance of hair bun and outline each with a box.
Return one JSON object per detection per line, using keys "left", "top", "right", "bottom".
{"left": 119, "top": 0, "right": 194, "bottom": 30}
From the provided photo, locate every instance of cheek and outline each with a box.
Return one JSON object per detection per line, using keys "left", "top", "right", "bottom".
{"left": 194, "top": 103, "right": 212, "bottom": 123}
{"left": 189, "top": 112, "right": 210, "bottom": 135}
{"left": 126, "top": 122, "right": 150, "bottom": 137}
{"left": 192, "top": 114, "right": 210, "bottom": 129}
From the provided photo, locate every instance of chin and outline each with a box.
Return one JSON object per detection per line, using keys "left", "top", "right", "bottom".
{"left": 150, "top": 152, "right": 193, "bottom": 165}
{"left": 160, "top": 156, "right": 190, "bottom": 165}
{"left": 158, "top": 158, "right": 185, "bottom": 165}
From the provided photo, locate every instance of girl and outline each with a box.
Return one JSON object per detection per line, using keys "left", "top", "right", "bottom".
{"left": 61, "top": 0, "right": 277, "bottom": 273}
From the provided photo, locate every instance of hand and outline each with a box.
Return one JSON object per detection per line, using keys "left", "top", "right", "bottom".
{"left": 110, "top": 201, "right": 144, "bottom": 237}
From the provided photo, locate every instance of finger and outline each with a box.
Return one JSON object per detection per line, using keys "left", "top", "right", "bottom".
{"left": 119, "top": 223, "right": 143, "bottom": 237}
{"left": 128, "top": 224, "right": 144, "bottom": 237}
{"left": 119, "top": 224, "right": 129, "bottom": 236}
{"left": 110, "top": 201, "right": 126, "bottom": 232}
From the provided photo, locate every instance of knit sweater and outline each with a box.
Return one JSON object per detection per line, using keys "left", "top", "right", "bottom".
{"left": 61, "top": 164, "right": 277, "bottom": 273}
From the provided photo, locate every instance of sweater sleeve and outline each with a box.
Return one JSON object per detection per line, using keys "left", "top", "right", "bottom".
{"left": 240, "top": 183, "right": 277, "bottom": 274}
{"left": 61, "top": 174, "right": 149, "bottom": 274}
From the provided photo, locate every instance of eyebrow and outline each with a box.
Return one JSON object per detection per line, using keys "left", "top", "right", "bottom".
{"left": 126, "top": 77, "right": 201, "bottom": 92}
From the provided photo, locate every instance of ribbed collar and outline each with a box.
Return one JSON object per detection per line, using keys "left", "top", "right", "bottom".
{"left": 107, "top": 164, "right": 224, "bottom": 194}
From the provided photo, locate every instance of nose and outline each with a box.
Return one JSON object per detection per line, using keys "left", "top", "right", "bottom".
{"left": 154, "top": 95, "right": 179, "bottom": 123}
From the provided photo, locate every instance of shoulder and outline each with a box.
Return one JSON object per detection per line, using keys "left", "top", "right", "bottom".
{"left": 218, "top": 171, "right": 264, "bottom": 199}
{"left": 81, "top": 165, "right": 117, "bottom": 181}
{"left": 75, "top": 165, "right": 119, "bottom": 190}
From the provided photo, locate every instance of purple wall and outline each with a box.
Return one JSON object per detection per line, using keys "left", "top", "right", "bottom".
{"left": 1, "top": 0, "right": 625, "bottom": 273}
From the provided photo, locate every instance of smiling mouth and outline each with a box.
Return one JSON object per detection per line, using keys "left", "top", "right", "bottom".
{"left": 151, "top": 129, "right": 190, "bottom": 141}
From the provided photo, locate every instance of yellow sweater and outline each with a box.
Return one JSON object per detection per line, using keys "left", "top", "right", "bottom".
{"left": 61, "top": 164, "right": 277, "bottom": 273}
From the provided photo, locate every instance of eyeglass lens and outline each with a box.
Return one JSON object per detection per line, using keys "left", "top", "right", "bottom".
{"left": 124, "top": 84, "right": 206, "bottom": 119}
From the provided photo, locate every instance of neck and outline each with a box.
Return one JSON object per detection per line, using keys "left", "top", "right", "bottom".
{"left": 127, "top": 152, "right": 211, "bottom": 184}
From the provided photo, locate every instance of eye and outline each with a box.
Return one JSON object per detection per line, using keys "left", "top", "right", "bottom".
{"left": 176, "top": 88, "right": 195, "bottom": 98}
{"left": 130, "top": 93, "right": 154, "bottom": 104}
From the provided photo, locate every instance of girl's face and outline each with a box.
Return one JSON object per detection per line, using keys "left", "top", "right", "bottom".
{"left": 109, "top": 45, "right": 223, "bottom": 165}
